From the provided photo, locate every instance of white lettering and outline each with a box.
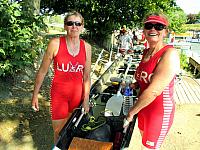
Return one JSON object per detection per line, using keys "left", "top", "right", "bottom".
{"left": 136, "top": 70, "right": 153, "bottom": 83}
{"left": 140, "top": 71, "right": 148, "bottom": 83}
{"left": 148, "top": 73, "right": 153, "bottom": 82}
{"left": 146, "top": 140, "right": 155, "bottom": 146}
{"left": 57, "top": 62, "right": 62, "bottom": 71}
{"left": 56, "top": 61, "right": 84, "bottom": 73}
{"left": 62, "top": 63, "right": 69, "bottom": 72}
{"left": 76, "top": 65, "right": 84, "bottom": 72}
{"left": 69, "top": 63, "right": 76, "bottom": 72}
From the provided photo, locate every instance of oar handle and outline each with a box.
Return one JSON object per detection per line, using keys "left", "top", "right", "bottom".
{"left": 74, "top": 108, "right": 85, "bottom": 127}
{"left": 115, "top": 56, "right": 133, "bottom": 97}
{"left": 123, "top": 118, "right": 130, "bottom": 133}
{"left": 117, "top": 85, "right": 122, "bottom": 96}
{"left": 123, "top": 56, "right": 133, "bottom": 80}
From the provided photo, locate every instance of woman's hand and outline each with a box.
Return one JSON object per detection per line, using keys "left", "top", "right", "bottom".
{"left": 126, "top": 112, "right": 134, "bottom": 123}
{"left": 121, "top": 80, "right": 126, "bottom": 87}
{"left": 122, "top": 82, "right": 138, "bottom": 90}
{"left": 123, "top": 117, "right": 130, "bottom": 128}
{"left": 31, "top": 97, "right": 39, "bottom": 112}
{"left": 129, "top": 82, "right": 138, "bottom": 90}
{"left": 123, "top": 108, "right": 136, "bottom": 128}
{"left": 82, "top": 100, "right": 89, "bottom": 113}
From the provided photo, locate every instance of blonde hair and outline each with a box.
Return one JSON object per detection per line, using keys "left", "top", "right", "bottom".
{"left": 64, "top": 11, "right": 84, "bottom": 25}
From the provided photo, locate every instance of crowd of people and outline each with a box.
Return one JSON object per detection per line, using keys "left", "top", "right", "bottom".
{"left": 115, "top": 25, "right": 149, "bottom": 55}
{"left": 31, "top": 10, "right": 180, "bottom": 150}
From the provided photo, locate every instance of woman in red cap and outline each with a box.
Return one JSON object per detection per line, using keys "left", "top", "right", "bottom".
{"left": 125, "top": 12, "right": 180, "bottom": 149}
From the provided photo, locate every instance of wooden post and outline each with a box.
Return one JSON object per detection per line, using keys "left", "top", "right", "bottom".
{"left": 189, "top": 57, "right": 200, "bottom": 75}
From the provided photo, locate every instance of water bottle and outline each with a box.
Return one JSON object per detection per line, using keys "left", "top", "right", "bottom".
{"left": 123, "top": 85, "right": 133, "bottom": 115}
{"left": 124, "top": 85, "right": 132, "bottom": 96}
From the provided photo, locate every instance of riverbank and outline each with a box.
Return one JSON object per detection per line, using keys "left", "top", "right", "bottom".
{"left": 190, "top": 42, "right": 200, "bottom": 56}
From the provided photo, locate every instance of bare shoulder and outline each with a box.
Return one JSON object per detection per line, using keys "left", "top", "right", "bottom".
{"left": 84, "top": 41, "right": 92, "bottom": 51}
{"left": 46, "top": 37, "right": 60, "bottom": 57}
{"left": 166, "top": 46, "right": 178, "bottom": 54}
{"left": 163, "top": 47, "right": 179, "bottom": 59}
{"left": 48, "top": 37, "right": 60, "bottom": 48}
{"left": 161, "top": 46, "right": 180, "bottom": 69}
{"left": 83, "top": 41, "right": 92, "bottom": 58}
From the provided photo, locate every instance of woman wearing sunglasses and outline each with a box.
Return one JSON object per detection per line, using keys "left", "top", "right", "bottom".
{"left": 125, "top": 12, "right": 180, "bottom": 149}
{"left": 31, "top": 11, "right": 91, "bottom": 143}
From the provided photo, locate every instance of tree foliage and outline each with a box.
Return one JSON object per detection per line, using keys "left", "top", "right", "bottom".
{"left": 40, "top": 0, "right": 182, "bottom": 43}
{"left": 0, "top": 0, "right": 189, "bottom": 76}
{"left": 187, "top": 13, "right": 200, "bottom": 24}
{"left": 0, "top": 0, "right": 47, "bottom": 76}
{"left": 166, "top": 7, "right": 187, "bottom": 33}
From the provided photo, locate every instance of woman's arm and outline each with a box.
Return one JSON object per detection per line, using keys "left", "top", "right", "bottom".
{"left": 82, "top": 41, "right": 92, "bottom": 112}
{"left": 31, "top": 38, "right": 59, "bottom": 111}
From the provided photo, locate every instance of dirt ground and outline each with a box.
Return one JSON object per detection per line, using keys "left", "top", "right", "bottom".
{"left": 0, "top": 74, "right": 200, "bottom": 150}
{"left": 0, "top": 75, "right": 53, "bottom": 150}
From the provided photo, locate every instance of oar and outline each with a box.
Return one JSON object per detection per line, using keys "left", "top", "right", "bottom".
{"left": 52, "top": 107, "right": 83, "bottom": 150}
{"left": 74, "top": 107, "right": 85, "bottom": 128}
{"left": 53, "top": 107, "right": 86, "bottom": 150}
{"left": 105, "top": 56, "right": 132, "bottom": 116}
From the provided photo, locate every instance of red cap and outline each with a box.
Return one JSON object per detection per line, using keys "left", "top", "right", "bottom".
{"left": 144, "top": 15, "right": 169, "bottom": 26}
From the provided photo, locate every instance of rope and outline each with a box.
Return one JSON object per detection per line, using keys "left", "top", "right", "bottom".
{"left": 81, "top": 114, "right": 106, "bottom": 132}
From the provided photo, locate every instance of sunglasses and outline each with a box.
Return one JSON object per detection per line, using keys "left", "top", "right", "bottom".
{"left": 144, "top": 23, "right": 166, "bottom": 31}
{"left": 65, "top": 21, "right": 82, "bottom": 26}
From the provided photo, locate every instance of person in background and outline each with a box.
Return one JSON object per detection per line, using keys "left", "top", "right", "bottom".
{"left": 118, "top": 26, "right": 133, "bottom": 55}
{"left": 116, "top": 28, "right": 125, "bottom": 48}
{"left": 31, "top": 11, "right": 91, "bottom": 143}
{"left": 125, "top": 12, "right": 180, "bottom": 150}
{"left": 132, "top": 30, "right": 139, "bottom": 46}
{"left": 139, "top": 32, "right": 149, "bottom": 49}
{"left": 170, "top": 31, "right": 175, "bottom": 43}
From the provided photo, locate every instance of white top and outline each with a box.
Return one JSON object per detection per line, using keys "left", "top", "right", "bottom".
{"left": 119, "top": 34, "right": 132, "bottom": 49}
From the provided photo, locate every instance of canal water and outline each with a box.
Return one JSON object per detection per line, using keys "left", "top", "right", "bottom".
{"left": 191, "top": 42, "right": 200, "bottom": 56}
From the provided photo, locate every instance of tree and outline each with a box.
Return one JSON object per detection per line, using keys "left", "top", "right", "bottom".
{"left": 187, "top": 14, "right": 197, "bottom": 24}
{"left": 166, "top": 7, "right": 187, "bottom": 33}
{"left": 0, "top": 0, "right": 47, "bottom": 76}
{"left": 196, "top": 12, "right": 200, "bottom": 23}
{"left": 10, "top": 0, "right": 41, "bottom": 15}
{"left": 41, "top": 0, "right": 179, "bottom": 44}
{"left": 23, "top": 0, "right": 41, "bottom": 15}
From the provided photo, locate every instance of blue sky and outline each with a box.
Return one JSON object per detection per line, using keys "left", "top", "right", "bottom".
{"left": 176, "top": 0, "right": 200, "bottom": 14}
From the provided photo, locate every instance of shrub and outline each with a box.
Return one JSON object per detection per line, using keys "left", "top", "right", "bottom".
{"left": 179, "top": 52, "right": 189, "bottom": 70}
{"left": 0, "top": 0, "right": 47, "bottom": 76}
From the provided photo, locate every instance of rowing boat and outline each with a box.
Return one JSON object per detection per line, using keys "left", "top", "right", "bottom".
{"left": 53, "top": 51, "right": 142, "bottom": 150}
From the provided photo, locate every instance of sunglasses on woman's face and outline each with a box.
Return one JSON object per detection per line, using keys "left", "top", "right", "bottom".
{"left": 144, "top": 23, "right": 166, "bottom": 31}
{"left": 65, "top": 21, "right": 82, "bottom": 26}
